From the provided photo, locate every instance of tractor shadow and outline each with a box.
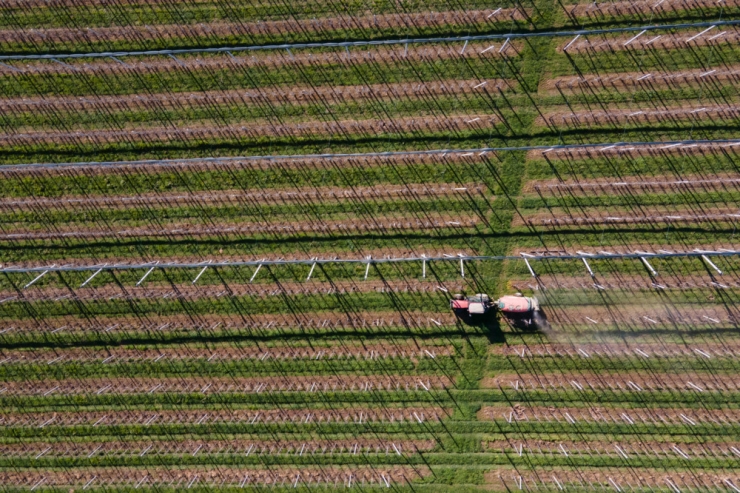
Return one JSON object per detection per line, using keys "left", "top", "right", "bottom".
{"left": 454, "top": 309, "right": 551, "bottom": 344}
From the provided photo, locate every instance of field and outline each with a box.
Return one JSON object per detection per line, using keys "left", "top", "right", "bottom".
{"left": 1, "top": 0, "right": 740, "bottom": 491}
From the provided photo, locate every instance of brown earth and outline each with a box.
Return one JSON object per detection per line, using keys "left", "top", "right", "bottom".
{"left": 512, "top": 242, "right": 739, "bottom": 257}
{"left": 0, "top": 9, "right": 529, "bottom": 47}
{"left": 522, "top": 173, "right": 740, "bottom": 194}
{"left": 0, "top": 79, "right": 515, "bottom": 114}
{"left": 0, "top": 466, "right": 428, "bottom": 488}
{"left": 0, "top": 183, "right": 488, "bottom": 211}
{"left": 566, "top": 0, "right": 740, "bottom": 18}
{"left": 0, "top": 341, "right": 455, "bottom": 364}
{"left": 526, "top": 140, "right": 740, "bottom": 160}
{"left": 558, "top": 27, "right": 740, "bottom": 54}
{"left": 541, "top": 65, "right": 740, "bottom": 93}
{"left": 514, "top": 205, "right": 740, "bottom": 227}
{"left": 0, "top": 212, "right": 480, "bottom": 240}
{"left": 0, "top": 40, "right": 520, "bottom": 77}
{"left": 488, "top": 341, "right": 740, "bottom": 358}
{"left": 508, "top": 273, "right": 740, "bottom": 291}
{"left": 539, "top": 104, "right": 740, "bottom": 129}
{"left": 0, "top": 405, "right": 451, "bottom": 427}
{"left": 0, "top": 147, "right": 494, "bottom": 178}
{"left": 481, "top": 370, "right": 740, "bottom": 392}
{"left": 0, "top": 438, "right": 436, "bottom": 458}
{"left": 0, "top": 246, "right": 478, "bottom": 269}
{"left": 2, "top": 279, "right": 469, "bottom": 303}
{"left": 487, "top": 468, "right": 740, "bottom": 491}
{"left": 482, "top": 437, "right": 740, "bottom": 457}
{"left": 0, "top": 114, "right": 499, "bottom": 146}
{"left": 479, "top": 404, "right": 740, "bottom": 426}
{"left": 1, "top": 311, "right": 460, "bottom": 333}
{"left": 3, "top": 374, "right": 453, "bottom": 396}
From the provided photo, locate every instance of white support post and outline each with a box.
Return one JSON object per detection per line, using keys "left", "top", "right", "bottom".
{"left": 364, "top": 256, "right": 372, "bottom": 280}
{"left": 521, "top": 253, "right": 537, "bottom": 278}
{"left": 249, "top": 260, "right": 265, "bottom": 283}
{"left": 421, "top": 255, "right": 427, "bottom": 278}
{"left": 80, "top": 264, "right": 106, "bottom": 287}
{"left": 696, "top": 251, "right": 723, "bottom": 275}
{"left": 563, "top": 34, "right": 580, "bottom": 52}
{"left": 136, "top": 262, "right": 159, "bottom": 286}
{"left": 24, "top": 267, "right": 53, "bottom": 289}
{"left": 581, "top": 258, "right": 595, "bottom": 278}
{"left": 191, "top": 261, "right": 211, "bottom": 285}
{"left": 458, "top": 254, "right": 465, "bottom": 278}
{"left": 306, "top": 259, "right": 317, "bottom": 281}
{"left": 635, "top": 254, "right": 658, "bottom": 277}
{"left": 623, "top": 29, "right": 646, "bottom": 47}
{"left": 499, "top": 38, "right": 510, "bottom": 53}
{"left": 685, "top": 25, "right": 715, "bottom": 43}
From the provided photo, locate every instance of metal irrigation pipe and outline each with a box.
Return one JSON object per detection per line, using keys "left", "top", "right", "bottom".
{"left": 3, "top": 138, "right": 740, "bottom": 171}
{"left": 2, "top": 250, "right": 739, "bottom": 274}
{"left": 0, "top": 20, "right": 738, "bottom": 61}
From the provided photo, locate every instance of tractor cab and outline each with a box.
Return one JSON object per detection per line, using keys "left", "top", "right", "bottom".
{"left": 450, "top": 293, "right": 492, "bottom": 315}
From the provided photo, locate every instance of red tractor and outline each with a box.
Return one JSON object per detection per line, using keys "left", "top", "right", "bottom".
{"left": 451, "top": 292, "right": 547, "bottom": 329}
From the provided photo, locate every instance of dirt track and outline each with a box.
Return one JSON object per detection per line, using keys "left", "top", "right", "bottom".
{"left": 526, "top": 140, "right": 740, "bottom": 160}
{"left": 0, "top": 80, "right": 514, "bottom": 113}
{"left": 0, "top": 466, "right": 428, "bottom": 488}
{"left": 1, "top": 311, "right": 460, "bottom": 333}
{"left": 523, "top": 174, "right": 740, "bottom": 195}
{"left": 542, "top": 65, "right": 740, "bottom": 93}
{"left": 0, "top": 342, "right": 455, "bottom": 364}
{"left": 0, "top": 212, "right": 480, "bottom": 240}
{"left": 0, "top": 438, "right": 436, "bottom": 458}
{"left": 539, "top": 104, "right": 740, "bottom": 130}
{"left": 481, "top": 371, "right": 740, "bottom": 392}
{"left": 0, "top": 9, "right": 528, "bottom": 47}
{"left": 0, "top": 40, "right": 520, "bottom": 77}
{"left": 2, "top": 375, "right": 453, "bottom": 396}
{"left": 0, "top": 183, "right": 487, "bottom": 211}
{"left": 3, "top": 279, "right": 469, "bottom": 302}
{"left": 566, "top": 0, "right": 740, "bottom": 18}
{"left": 0, "top": 114, "right": 498, "bottom": 147}
{"left": 559, "top": 27, "right": 740, "bottom": 54}
{"left": 0, "top": 406, "right": 451, "bottom": 427}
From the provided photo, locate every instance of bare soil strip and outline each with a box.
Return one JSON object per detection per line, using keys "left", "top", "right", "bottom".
{"left": 0, "top": 406, "right": 451, "bottom": 427}
{"left": 1, "top": 246, "right": 477, "bottom": 269}
{"left": 2, "top": 279, "right": 468, "bottom": 303}
{"left": 0, "top": 114, "right": 498, "bottom": 146}
{"left": 539, "top": 104, "right": 740, "bottom": 129}
{"left": 3, "top": 375, "right": 453, "bottom": 397}
{"left": 512, "top": 242, "right": 737, "bottom": 257}
{"left": 488, "top": 468, "right": 740, "bottom": 491}
{"left": 481, "top": 371, "right": 740, "bottom": 392}
{"left": 541, "top": 65, "right": 740, "bottom": 93}
{"left": 540, "top": 304, "right": 740, "bottom": 329}
{"left": 479, "top": 404, "right": 740, "bottom": 426}
{"left": 0, "top": 9, "right": 528, "bottom": 46}
{"left": 488, "top": 341, "right": 740, "bottom": 359}
{"left": 514, "top": 205, "right": 740, "bottom": 227}
{"left": 0, "top": 213, "right": 480, "bottom": 240}
{"left": 0, "top": 183, "right": 487, "bottom": 211}
{"left": 508, "top": 273, "right": 740, "bottom": 291}
{"left": 0, "top": 80, "right": 514, "bottom": 114}
{"left": 2, "top": 312, "right": 460, "bottom": 333}
{"left": 0, "top": 466, "right": 428, "bottom": 488}
{"left": 558, "top": 27, "right": 740, "bottom": 54}
{"left": 522, "top": 173, "right": 740, "bottom": 195}
{"left": 0, "top": 149, "right": 492, "bottom": 177}
{"left": 566, "top": 0, "right": 740, "bottom": 18}
{"left": 0, "top": 41, "right": 519, "bottom": 77}
{"left": 527, "top": 140, "right": 740, "bottom": 160}
{"left": 483, "top": 438, "right": 740, "bottom": 457}
{"left": 0, "top": 438, "right": 436, "bottom": 458}
{"left": 0, "top": 342, "right": 455, "bottom": 365}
